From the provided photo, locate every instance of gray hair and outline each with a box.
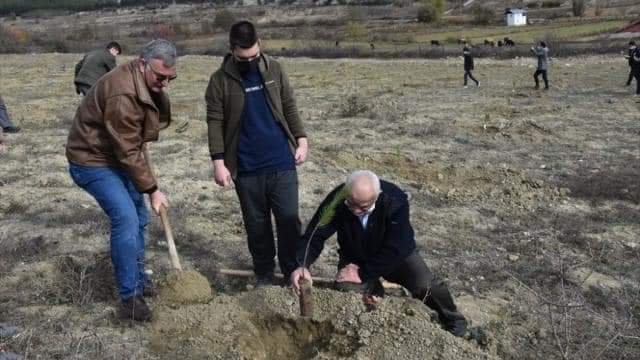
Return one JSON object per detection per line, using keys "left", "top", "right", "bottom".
{"left": 346, "top": 170, "right": 381, "bottom": 196}
{"left": 140, "top": 39, "right": 177, "bottom": 67}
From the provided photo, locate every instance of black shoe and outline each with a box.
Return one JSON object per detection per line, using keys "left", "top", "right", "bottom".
{"left": 2, "top": 126, "right": 20, "bottom": 133}
{"left": 142, "top": 284, "right": 157, "bottom": 298}
{"left": 255, "top": 272, "right": 275, "bottom": 288}
{"left": 444, "top": 319, "right": 467, "bottom": 337}
{"left": 120, "top": 295, "right": 152, "bottom": 321}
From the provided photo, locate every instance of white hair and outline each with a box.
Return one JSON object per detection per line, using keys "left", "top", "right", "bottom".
{"left": 346, "top": 170, "right": 381, "bottom": 195}
{"left": 140, "top": 39, "right": 177, "bottom": 67}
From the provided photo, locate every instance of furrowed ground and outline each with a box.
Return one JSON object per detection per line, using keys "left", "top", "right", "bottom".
{"left": 0, "top": 53, "right": 638, "bottom": 359}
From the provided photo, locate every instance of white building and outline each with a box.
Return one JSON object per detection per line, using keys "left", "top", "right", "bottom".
{"left": 505, "top": 8, "right": 527, "bottom": 27}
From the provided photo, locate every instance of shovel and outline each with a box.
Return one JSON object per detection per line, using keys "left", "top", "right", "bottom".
{"left": 159, "top": 205, "right": 182, "bottom": 271}
{"left": 144, "top": 145, "right": 182, "bottom": 271}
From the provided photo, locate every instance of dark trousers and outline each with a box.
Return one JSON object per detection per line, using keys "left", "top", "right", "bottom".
{"left": 534, "top": 69, "right": 549, "bottom": 89}
{"left": 234, "top": 169, "right": 301, "bottom": 277}
{"left": 337, "top": 252, "right": 465, "bottom": 324}
{"left": 627, "top": 67, "right": 634, "bottom": 86}
{"left": 0, "top": 95, "right": 15, "bottom": 129}
{"left": 635, "top": 72, "right": 640, "bottom": 94}
{"left": 464, "top": 70, "right": 478, "bottom": 86}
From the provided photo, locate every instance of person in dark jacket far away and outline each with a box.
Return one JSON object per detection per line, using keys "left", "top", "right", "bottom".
{"left": 629, "top": 43, "right": 640, "bottom": 95}
{"left": 531, "top": 41, "right": 549, "bottom": 90}
{"left": 625, "top": 41, "right": 637, "bottom": 87}
{"left": 0, "top": 94, "right": 20, "bottom": 133}
{"left": 291, "top": 170, "right": 468, "bottom": 337}
{"left": 463, "top": 42, "right": 480, "bottom": 88}
{"left": 74, "top": 41, "right": 122, "bottom": 95}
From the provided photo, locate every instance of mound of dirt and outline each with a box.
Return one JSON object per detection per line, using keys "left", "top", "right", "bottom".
{"left": 157, "top": 270, "right": 212, "bottom": 306}
{"left": 149, "top": 286, "right": 498, "bottom": 359}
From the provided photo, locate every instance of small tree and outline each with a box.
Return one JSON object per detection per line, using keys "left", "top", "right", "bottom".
{"left": 214, "top": 9, "right": 236, "bottom": 31}
{"left": 345, "top": 21, "right": 367, "bottom": 39}
{"left": 431, "top": 0, "right": 445, "bottom": 15}
{"left": 417, "top": 3, "right": 438, "bottom": 23}
{"left": 571, "top": 0, "right": 585, "bottom": 17}
{"left": 471, "top": 5, "right": 493, "bottom": 25}
{"left": 417, "top": 0, "right": 444, "bottom": 23}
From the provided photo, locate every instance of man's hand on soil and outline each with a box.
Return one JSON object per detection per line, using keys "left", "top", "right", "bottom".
{"left": 291, "top": 267, "right": 312, "bottom": 294}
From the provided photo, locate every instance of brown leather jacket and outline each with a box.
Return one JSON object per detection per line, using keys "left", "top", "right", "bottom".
{"left": 66, "top": 60, "right": 171, "bottom": 193}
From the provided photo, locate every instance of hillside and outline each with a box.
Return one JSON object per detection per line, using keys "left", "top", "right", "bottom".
{"left": 0, "top": 1, "right": 637, "bottom": 57}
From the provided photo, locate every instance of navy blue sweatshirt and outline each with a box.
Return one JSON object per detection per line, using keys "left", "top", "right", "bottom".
{"left": 237, "top": 67, "right": 294, "bottom": 176}
{"left": 298, "top": 180, "right": 417, "bottom": 282}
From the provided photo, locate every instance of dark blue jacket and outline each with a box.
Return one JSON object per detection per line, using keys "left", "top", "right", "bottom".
{"left": 297, "top": 180, "right": 416, "bottom": 281}
{"left": 463, "top": 47, "right": 474, "bottom": 71}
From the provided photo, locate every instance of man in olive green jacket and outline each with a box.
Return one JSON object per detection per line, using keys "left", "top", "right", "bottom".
{"left": 205, "top": 21, "right": 308, "bottom": 285}
{"left": 74, "top": 41, "right": 121, "bottom": 95}
{"left": 67, "top": 39, "right": 176, "bottom": 321}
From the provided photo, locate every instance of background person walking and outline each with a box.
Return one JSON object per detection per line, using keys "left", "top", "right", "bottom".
{"left": 625, "top": 41, "right": 637, "bottom": 87}
{"left": 463, "top": 43, "right": 480, "bottom": 88}
{"left": 531, "top": 41, "right": 550, "bottom": 90}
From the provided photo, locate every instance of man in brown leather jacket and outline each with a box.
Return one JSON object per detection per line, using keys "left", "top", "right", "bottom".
{"left": 66, "top": 39, "right": 176, "bottom": 321}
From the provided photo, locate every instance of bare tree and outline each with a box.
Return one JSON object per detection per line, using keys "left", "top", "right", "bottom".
{"left": 572, "top": 0, "right": 585, "bottom": 17}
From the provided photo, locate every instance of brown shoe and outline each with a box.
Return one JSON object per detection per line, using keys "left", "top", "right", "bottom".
{"left": 120, "top": 295, "right": 152, "bottom": 321}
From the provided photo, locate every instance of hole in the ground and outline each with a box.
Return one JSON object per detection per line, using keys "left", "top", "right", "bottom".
{"left": 238, "top": 314, "right": 358, "bottom": 359}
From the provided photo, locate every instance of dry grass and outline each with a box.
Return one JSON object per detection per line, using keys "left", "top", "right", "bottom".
{"left": 0, "top": 53, "right": 639, "bottom": 358}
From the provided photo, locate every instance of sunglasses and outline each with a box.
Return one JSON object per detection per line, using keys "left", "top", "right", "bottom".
{"left": 145, "top": 62, "right": 177, "bottom": 83}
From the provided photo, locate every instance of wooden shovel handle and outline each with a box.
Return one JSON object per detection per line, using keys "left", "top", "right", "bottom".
{"left": 159, "top": 205, "right": 182, "bottom": 271}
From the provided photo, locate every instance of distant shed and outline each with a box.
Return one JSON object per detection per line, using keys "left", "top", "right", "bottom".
{"left": 505, "top": 8, "right": 527, "bottom": 27}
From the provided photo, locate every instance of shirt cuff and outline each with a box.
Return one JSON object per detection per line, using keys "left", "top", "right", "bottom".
{"left": 211, "top": 153, "right": 224, "bottom": 160}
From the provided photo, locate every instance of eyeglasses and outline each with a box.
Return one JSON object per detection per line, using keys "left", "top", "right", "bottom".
{"left": 344, "top": 198, "right": 375, "bottom": 213}
{"left": 145, "top": 62, "right": 177, "bottom": 83}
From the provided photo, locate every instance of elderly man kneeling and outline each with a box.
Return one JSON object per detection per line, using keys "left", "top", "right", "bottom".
{"left": 291, "top": 170, "right": 467, "bottom": 336}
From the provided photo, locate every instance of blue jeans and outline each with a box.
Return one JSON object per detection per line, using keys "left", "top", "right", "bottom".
{"left": 68, "top": 163, "right": 148, "bottom": 300}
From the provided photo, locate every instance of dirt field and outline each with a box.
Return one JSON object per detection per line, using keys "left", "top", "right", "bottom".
{"left": 0, "top": 53, "right": 639, "bottom": 359}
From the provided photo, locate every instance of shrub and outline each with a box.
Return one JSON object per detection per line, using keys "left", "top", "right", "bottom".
{"left": 150, "top": 23, "right": 175, "bottom": 39}
{"left": 214, "top": 9, "right": 236, "bottom": 31}
{"left": 339, "top": 95, "right": 369, "bottom": 118}
{"left": 471, "top": 5, "right": 494, "bottom": 25}
{"left": 417, "top": 4, "right": 438, "bottom": 23}
{"left": 345, "top": 22, "right": 367, "bottom": 40}
{"left": 541, "top": 0, "right": 562, "bottom": 8}
{"left": 572, "top": 0, "right": 585, "bottom": 16}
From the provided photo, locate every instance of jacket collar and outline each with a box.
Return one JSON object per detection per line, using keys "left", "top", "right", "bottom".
{"left": 130, "top": 60, "right": 156, "bottom": 110}
{"left": 128, "top": 60, "right": 172, "bottom": 128}
{"left": 222, "top": 52, "right": 272, "bottom": 82}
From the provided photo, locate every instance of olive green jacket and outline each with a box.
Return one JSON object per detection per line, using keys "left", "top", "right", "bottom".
{"left": 74, "top": 48, "right": 117, "bottom": 88}
{"left": 204, "top": 53, "right": 306, "bottom": 177}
